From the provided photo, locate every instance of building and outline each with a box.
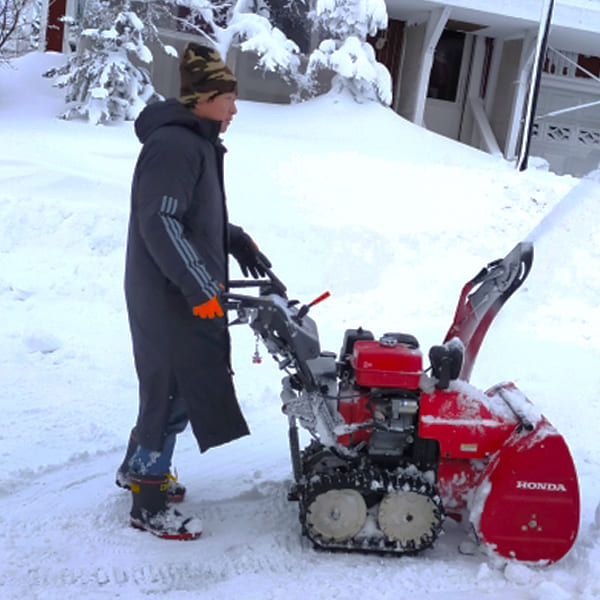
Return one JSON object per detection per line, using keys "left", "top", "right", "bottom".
{"left": 380, "top": 0, "right": 600, "bottom": 176}
{"left": 42, "top": 0, "right": 600, "bottom": 176}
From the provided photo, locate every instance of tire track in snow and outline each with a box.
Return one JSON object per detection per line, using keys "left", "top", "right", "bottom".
{"left": 1, "top": 450, "right": 304, "bottom": 596}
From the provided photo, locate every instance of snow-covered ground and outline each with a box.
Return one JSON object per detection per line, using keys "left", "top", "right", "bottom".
{"left": 1, "top": 51, "right": 600, "bottom": 599}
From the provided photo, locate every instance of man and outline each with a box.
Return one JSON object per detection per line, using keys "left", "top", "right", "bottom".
{"left": 116, "top": 43, "right": 270, "bottom": 540}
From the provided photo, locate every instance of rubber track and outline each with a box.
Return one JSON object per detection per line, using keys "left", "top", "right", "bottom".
{"left": 298, "top": 466, "right": 444, "bottom": 555}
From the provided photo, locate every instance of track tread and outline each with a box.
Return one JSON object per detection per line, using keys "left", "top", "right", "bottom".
{"left": 297, "top": 461, "right": 444, "bottom": 555}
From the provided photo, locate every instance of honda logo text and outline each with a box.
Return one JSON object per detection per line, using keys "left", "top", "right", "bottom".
{"left": 516, "top": 480, "right": 567, "bottom": 492}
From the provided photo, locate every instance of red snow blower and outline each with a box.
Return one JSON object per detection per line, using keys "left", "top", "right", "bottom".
{"left": 225, "top": 242, "right": 579, "bottom": 563}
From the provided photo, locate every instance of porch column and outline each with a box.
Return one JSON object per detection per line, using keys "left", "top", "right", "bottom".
{"left": 413, "top": 7, "right": 451, "bottom": 126}
{"left": 504, "top": 31, "right": 536, "bottom": 159}
{"left": 397, "top": 7, "right": 451, "bottom": 125}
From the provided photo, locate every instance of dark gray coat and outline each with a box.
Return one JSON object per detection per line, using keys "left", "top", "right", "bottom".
{"left": 125, "top": 98, "right": 249, "bottom": 453}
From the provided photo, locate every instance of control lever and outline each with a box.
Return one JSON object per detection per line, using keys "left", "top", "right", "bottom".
{"left": 297, "top": 291, "right": 331, "bottom": 320}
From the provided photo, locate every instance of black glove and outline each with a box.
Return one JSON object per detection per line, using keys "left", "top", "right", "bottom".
{"left": 230, "top": 232, "right": 272, "bottom": 278}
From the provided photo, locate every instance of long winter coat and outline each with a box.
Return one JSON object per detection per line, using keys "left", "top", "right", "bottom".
{"left": 125, "top": 98, "right": 249, "bottom": 453}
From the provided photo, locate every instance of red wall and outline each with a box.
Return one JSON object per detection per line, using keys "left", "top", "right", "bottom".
{"left": 46, "top": 0, "right": 67, "bottom": 52}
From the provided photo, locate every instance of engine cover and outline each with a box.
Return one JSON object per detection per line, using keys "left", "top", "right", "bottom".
{"left": 351, "top": 336, "right": 423, "bottom": 389}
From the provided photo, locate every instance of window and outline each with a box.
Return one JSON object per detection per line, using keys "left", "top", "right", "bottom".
{"left": 427, "top": 30, "right": 466, "bottom": 102}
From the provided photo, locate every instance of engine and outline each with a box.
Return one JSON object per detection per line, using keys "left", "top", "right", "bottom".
{"left": 336, "top": 329, "right": 438, "bottom": 470}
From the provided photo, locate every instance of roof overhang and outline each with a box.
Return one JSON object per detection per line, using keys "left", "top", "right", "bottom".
{"left": 385, "top": 0, "right": 600, "bottom": 55}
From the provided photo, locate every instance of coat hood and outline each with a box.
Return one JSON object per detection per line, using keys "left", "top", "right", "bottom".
{"left": 134, "top": 98, "right": 222, "bottom": 145}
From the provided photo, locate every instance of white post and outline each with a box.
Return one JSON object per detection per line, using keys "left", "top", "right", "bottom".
{"left": 413, "top": 6, "right": 451, "bottom": 126}
{"left": 467, "top": 35, "right": 486, "bottom": 101}
{"left": 504, "top": 31, "right": 536, "bottom": 159}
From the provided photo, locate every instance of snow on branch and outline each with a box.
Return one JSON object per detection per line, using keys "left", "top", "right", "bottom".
{"left": 307, "top": 0, "right": 392, "bottom": 105}
{"left": 227, "top": 11, "right": 300, "bottom": 75}
{"left": 44, "top": 11, "right": 161, "bottom": 125}
{"left": 312, "top": 0, "right": 387, "bottom": 40}
{"left": 174, "top": 0, "right": 301, "bottom": 80}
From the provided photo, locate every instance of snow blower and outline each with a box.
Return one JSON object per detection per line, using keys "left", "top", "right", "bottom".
{"left": 224, "top": 242, "right": 579, "bottom": 563}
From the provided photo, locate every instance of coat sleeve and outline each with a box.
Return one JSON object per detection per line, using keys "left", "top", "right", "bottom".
{"left": 133, "top": 128, "right": 221, "bottom": 307}
{"left": 228, "top": 223, "right": 246, "bottom": 250}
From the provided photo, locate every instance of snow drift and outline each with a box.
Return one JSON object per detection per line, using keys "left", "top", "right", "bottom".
{"left": 1, "top": 51, "right": 600, "bottom": 599}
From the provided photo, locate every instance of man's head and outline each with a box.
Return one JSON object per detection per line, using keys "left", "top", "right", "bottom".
{"left": 179, "top": 43, "right": 238, "bottom": 133}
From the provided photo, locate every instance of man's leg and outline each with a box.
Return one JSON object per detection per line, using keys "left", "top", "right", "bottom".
{"left": 116, "top": 391, "right": 189, "bottom": 501}
{"left": 125, "top": 393, "right": 201, "bottom": 540}
{"left": 128, "top": 432, "right": 177, "bottom": 476}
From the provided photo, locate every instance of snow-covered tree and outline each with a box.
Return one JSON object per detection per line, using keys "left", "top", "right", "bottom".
{"left": 44, "top": 11, "right": 160, "bottom": 124}
{"left": 263, "top": 0, "right": 311, "bottom": 53}
{"left": 307, "top": 0, "right": 392, "bottom": 105}
{"left": 1, "top": 0, "right": 40, "bottom": 59}
{"left": 44, "top": 0, "right": 391, "bottom": 123}
{"left": 46, "top": 0, "right": 304, "bottom": 123}
{"left": 171, "top": 0, "right": 391, "bottom": 104}
{"left": 171, "top": 0, "right": 301, "bottom": 82}
{"left": 61, "top": 0, "right": 123, "bottom": 52}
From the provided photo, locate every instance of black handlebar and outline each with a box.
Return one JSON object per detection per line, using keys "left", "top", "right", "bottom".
{"left": 228, "top": 258, "right": 287, "bottom": 298}
{"left": 257, "top": 258, "right": 287, "bottom": 296}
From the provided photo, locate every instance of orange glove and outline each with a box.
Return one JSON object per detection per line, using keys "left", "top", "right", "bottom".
{"left": 192, "top": 295, "right": 224, "bottom": 319}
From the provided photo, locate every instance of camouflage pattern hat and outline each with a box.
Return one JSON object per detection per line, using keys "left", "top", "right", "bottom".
{"left": 179, "top": 43, "right": 237, "bottom": 107}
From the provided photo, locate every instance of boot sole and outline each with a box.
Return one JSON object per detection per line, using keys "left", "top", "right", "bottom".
{"left": 130, "top": 518, "right": 202, "bottom": 540}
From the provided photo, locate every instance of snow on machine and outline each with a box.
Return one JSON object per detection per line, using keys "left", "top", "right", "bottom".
{"left": 224, "top": 242, "right": 579, "bottom": 563}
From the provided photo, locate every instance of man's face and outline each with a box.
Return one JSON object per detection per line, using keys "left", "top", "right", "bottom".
{"left": 192, "top": 93, "right": 237, "bottom": 133}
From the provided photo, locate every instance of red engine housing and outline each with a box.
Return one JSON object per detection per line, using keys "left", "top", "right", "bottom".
{"left": 338, "top": 336, "right": 422, "bottom": 446}
{"left": 350, "top": 338, "right": 422, "bottom": 389}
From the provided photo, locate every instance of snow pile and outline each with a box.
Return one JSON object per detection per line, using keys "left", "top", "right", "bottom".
{"left": 1, "top": 52, "right": 600, "bottom": 599}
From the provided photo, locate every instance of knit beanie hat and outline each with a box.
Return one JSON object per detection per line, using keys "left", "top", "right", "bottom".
{"left": 179, "top": 43, "right": 237, "bottom": 107}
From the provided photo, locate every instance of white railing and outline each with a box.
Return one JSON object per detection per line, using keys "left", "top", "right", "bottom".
{"left": 544, "top": 48, "right": 579, "bottom": 77}
{"left": 532, "top": 121, "right": 600, "bottom": 149}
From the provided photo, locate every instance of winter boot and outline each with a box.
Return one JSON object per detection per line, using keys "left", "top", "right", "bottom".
{"left": 129, "top": 475, "right": 202, "bottom": 540}
{"left": 116, "top": 429, "right": 186, "bottom": 502}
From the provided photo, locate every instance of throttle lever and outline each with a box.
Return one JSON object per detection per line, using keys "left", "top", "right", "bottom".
{"left": 297, "top": 291, "right": 331, "bottom": 320}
